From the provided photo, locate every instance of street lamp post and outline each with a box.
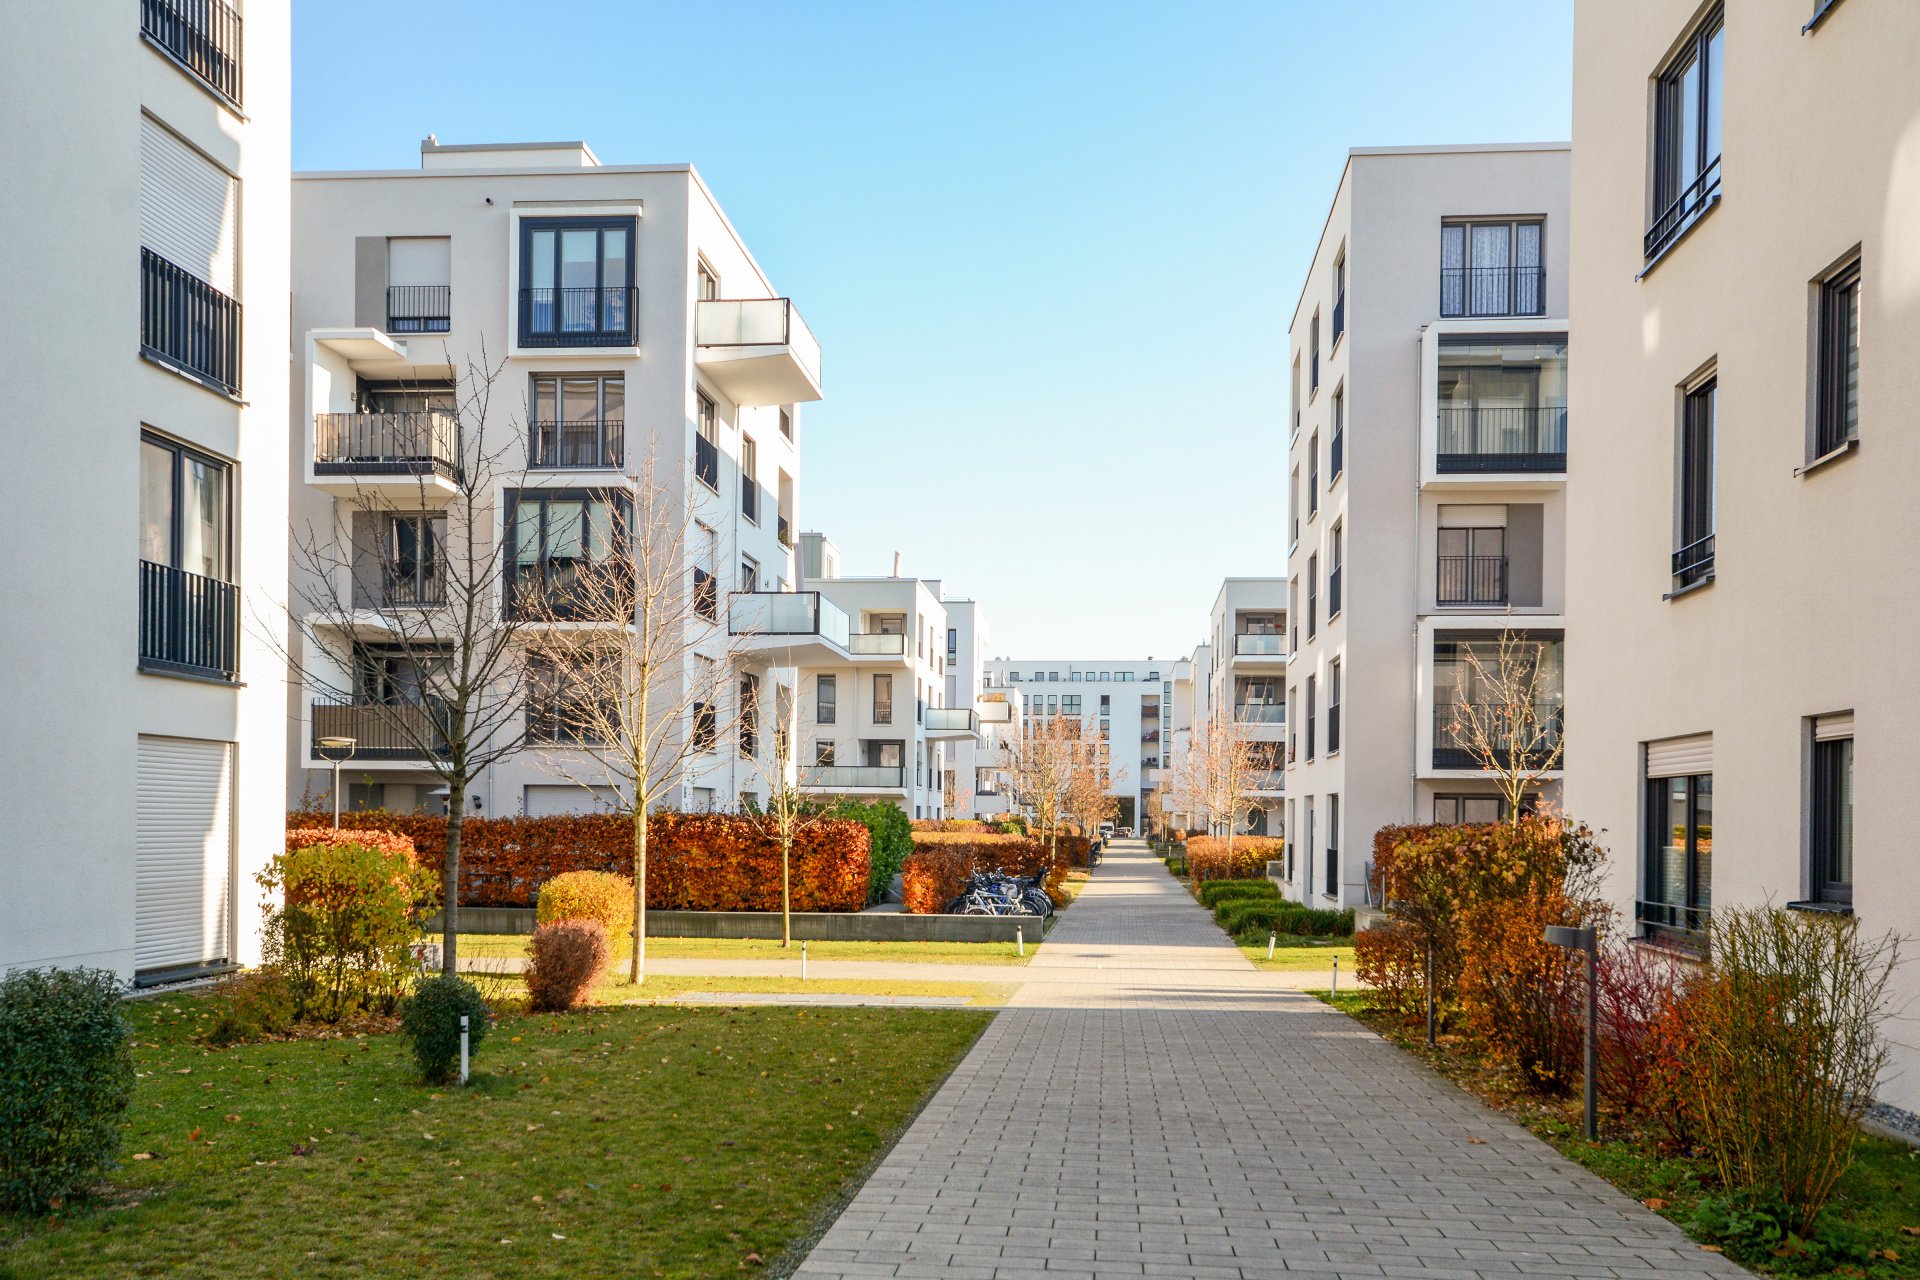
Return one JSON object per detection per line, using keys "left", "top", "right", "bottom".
{"left": 1544, "top": 923, "right": 1599, "bottom": 1140}
{"left": 316, "top": 736, "right": 358, "bottom": 828}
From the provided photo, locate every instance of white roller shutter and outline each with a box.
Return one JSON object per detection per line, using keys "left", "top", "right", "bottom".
{"left": 1646, "top": 732, "right": 1713, "bottom": 778}
{"left": 136, "top": 736, "right": 234, "bottom": 976}
{"left": 139, "top": 116, "right": 238, "bottom": 293}
{"left": 1439, "top": 504, "right": 1509, "bottom": 527}
{"left": 387, "top": 237, "right": 451, "bottom": 287}
{"left": 1813, "top": 712, "right": 1854, "bottom": 742}
{"left": 524, "top": 784, "right": 620, "bottom": 816}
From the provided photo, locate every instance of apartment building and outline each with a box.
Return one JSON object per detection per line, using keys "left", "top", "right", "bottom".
{"left": 941, "top": 599, "right": 1019, "bottom": 818}
{"left": 1202, "top": 578, "right": 1289, "bottom": 836}
{"left": 750, "top": 533, "right": 972, "bottom": 819}
{"left": 1162, "top": 645, "right": 1211, "bottom": 833}
{"left": 0, "top": 3, "right": 290, "bottom": 983}
{"left": 287, "top": 139, "right": 819, "bottom": 817}
{"left": 981, "top": 658, "right": 1182, "bottom": 829}
{"left": 1564, "top": 0, "right": 1919, "bottom": 1115}
{"left": 1284, "top": 144, "right": 1571, "bottom": 908}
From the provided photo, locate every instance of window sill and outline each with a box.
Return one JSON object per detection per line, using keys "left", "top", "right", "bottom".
{"left": 1638, "top": 192, "right": 1722, "bottom": 281}
{"left": 1662, "top": 574, "right": 1715, "bottom": 603}
{"left": 139, "top": 662, "right": 244, "bottom": 689}
{"left": 139, "top": 349, "right": 246, "bottom": 404}
{"left": 1804, "top": 0, "right": 1846, "bottom": 33}
{"left": 138, "top": 32, "right": 246, "bottom": 119}
{"left": 1795, "top": 437, "right": 1858, "bottom": 478}
{"left": 1330, "top": 331, "right": 1345, "bottom": 357}
{"left": 1629, "top": 933, "right": 1708, "bottom": 963}
{"left": 1786, "top": 899, "right": 1853, "bottom": 916}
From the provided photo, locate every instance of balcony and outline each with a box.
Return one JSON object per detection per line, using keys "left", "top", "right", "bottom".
{"left": 695, "top": 298, "right": 823, "bottom": 406}
{"left": 530, "top": 419, "right": 623, "bottom": 469}
{"left": 313, "top": 411, "right": 460, "bottom": 494}
{"left": 977, "top": 699, "right": 1014, "bottom": 724}
{"left": 728, "top": 591, "right": 854, "bottom": 665}
{"left": 925, "top": 708, "right": 980, "bottom": 738}
{"left": 799, "top": 764, "right": 906, "bottom": 792}
{"left": 1439, "top": 265, "right": 1547, "bottom": 319}
{"left": 310, "top": 700, "right": 451, "bottom": 762}
{"left": 518, "top": 287, "right": 637, "bottom": 349}
{"left": 387, "top": 285, "right": 450, "bottom": 334}
{"left": 1432, "top": 699, "right": 1563, "bottom": 771}
{"left": 1234, "top": 703, "right": 1286, "bottom": 725}
{"left": 139, "top": 561, "right": 237, "bottom": 680}
{"left": 1248, "top": 770, "right": 1286, "bottom": 794}
{"left": 1437, "top": 555, "right": 1508, "bottom": 607}
{"left": 1235, "top": 633, "right": 1286, "bottom": 658}
{"left": 141, "top": 0, "right": 242, "bottom": 105}
{"left": 140, "top": 248, "right": 240, "bottom": 396}
{"left": 846, "top": 632, "right": 908, "bottom": 658}
{"left": 1436, "top": 406, "right": 1567, "bottom": 474}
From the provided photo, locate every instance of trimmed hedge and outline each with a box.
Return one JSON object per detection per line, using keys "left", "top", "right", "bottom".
{"left": 900, "top": 836, "right": 1068, "bottom": 914}
{"left": 829, "top": 798, "right": 912, "bottom": 904}
{"left": 287, "top": 811, "right": 871, "bottom": 912}
{"left": 1197, "top": 879, "right": 1280, "bottom": 910}
{"left": 536, "top": 870, "right": 635, "bottom": 936}
{"left": 1184, "top": 836, "right": 1284, "bottom": 883}
{"left": 1218, "top": 899, "right": 1353, "bottom": 939}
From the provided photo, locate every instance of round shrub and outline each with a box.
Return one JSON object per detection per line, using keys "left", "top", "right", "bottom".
{"left": 536, "top": 870, "right": 635, "bottom": 938}
{"left": 0, "top": 967, "right": 133, "bottom": 1213}
{"left": 525, "top": 919, "right": 610, "bottom": 1012}
{"left": 261, "top": 838, "right": 440, "bottom": 1022}
{"left": 400, "top": 976, "right": 491, "bottom": 1084}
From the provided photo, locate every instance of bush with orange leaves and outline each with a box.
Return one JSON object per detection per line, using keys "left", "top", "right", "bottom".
{"left": 1183, "top": 836, "right": 1283, "bottom": 883}
{"left": 524, "top": 918, "right": 610, "bottom": 1012}
{"left": 1456, "top": 886, "right": 1611, "bottom": 1095}
{"left": 900, "top": 835, "right": 1069, "bottom": 913}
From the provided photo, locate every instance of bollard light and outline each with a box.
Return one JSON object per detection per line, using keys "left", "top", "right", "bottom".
{"left": 1016, "top": 924, "right": 1024, "bottom": 957}
{"left": 801, "top": 940, "right": 808, "bottom": 981}
{"left": 1331, "top": 954, "right": 1339, "bottom": 995}
{"left": 459, "top": 1014, "right": 470, "bottom": 1086}
{"left": 1267, "top": 932, "right": 1277, "bottom": 960}
{"left": 1543, "top": 924, "right": 1599, "bottom": 1140}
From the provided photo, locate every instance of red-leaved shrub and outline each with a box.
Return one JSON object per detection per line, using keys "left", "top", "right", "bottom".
{"left": 524, "top": 919, "right": 609, "bottom": 1012}
{"left": 900, "top": 835, "right": 1069, "bottom": 913}
{"left": 1595, "top": 941, "right": 1698, "bottom": 1140}
{"left": 1457, "top": 889, "right": 1608, "bottom": 1095}
{"left": 1184, "top": 836, "right": 1283, "bottom": 883}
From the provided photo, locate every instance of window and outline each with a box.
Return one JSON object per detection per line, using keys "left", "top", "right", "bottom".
{"left": 1327, "top": 659, "right": 1341, "bottom": 753}
{"left": 141, "top": 0, "right": 243, "bottom": 104}
{"left": 1433, "top": 631, "right": 1564, "bottom": 770}
{"left": 1647, "top": 7, "right": 1725, "bottom": 260}
{"left": 1440, "top": 220, "right": 1545, "bottom": 317}
{"left": 1643, "top": 772, "right": 1712, "bottom": 950}
{"left": 505, "top": 490, "right": 628, "bottom": 620}
{"left": 1434, "top": 795, "right": 1505, "bottom": 825}
{"left": 519, "top": 217, "right": 636, "bottom": 346}
{"left": 527, "top": 654, "right": 612, "bottom": 745}
{"left": 815, "top": 673, "right": 837, "bottom": 725}
{"left": 1331, "top": 250, "right": 1346, "bottom": 347}
{"left": 691, "top": 655, "right": 718, "bottom": 753}
{"left": 947, "top": 628, "right": 958, "bottom": 658}
{"left": 779, "top": 409, "right": 793, "bottom": 440}
{"left": 1436, "top": 336, "right": 1568, "bottom": 473}
{"left": 1290, "top": 468, "right": 1301, "bottom": 546}
{"left": 139, "top": 432, "right": 236, "bottom": 678}
{"left": 1674, "top": 376, "right": 1717, "bottom": 589}
{"left": 386, "top": 238, "right": 452, "bottom": 333}
{"left": 1308, "top": 431, "right": 1320, "bottom": 518}
{"left": 1309, "top": 310, "right": 1321, "bottom": 394}
{"left": 380, "top": 513, "right": 447, "bottom": 605}
{"left": 1305, "top": 675, "right": 1316, "bottom": 761}
{"left": 739, "top": 554, "right": 759, "bottom": 593}
{"left": 739, "top": 672, "right": 759, "bottom": 756}
{"left": 815, "top": 740, "right": 836, "bottom": 766}
{"left": 873, "top": 674, "right": 893, "bottom": 724}
{"left": 530, "top": 373, "right": 624, "bottom": 468}
{"left": 139, "top": 117, "right": 240, "bottom": 394}
{"left": 696, "top": 259, "right": 719, "bottom": 302}
{"left": 692, "top": 523, "right": 718, "bottom": 621}
{"left": 1809, "top": 720, "right": 1853, "bottom": 907}
{"left": 740, "top": 435, "right": 759, "bottom": 522}
{"left": 1328, "top": 525, "right": 1343, "bottom": 618}
{"left": 1437, "top": 525, "right": 1507, "bottom": 606}
{"left": 1330, "top": 386, "right": 1344, "bottom": 483}
{"left": 1325, "top": 794, "right": 1339, "bottom": 898}
{"left": 1306, "top": 554, "right": 1318, "bottom": 640}
{"left": 1291, "top": 356, "right": 1302, "bottom": 437}
{"left": 694, "top": 391, "right": 720, "bottom": 490}
{"left": 1814, "top": 257, "right": 1861, "bottom": 458}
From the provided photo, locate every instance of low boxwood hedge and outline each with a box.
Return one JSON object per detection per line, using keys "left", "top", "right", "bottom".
{"left": 1197, "top": 880, "right": 1280, "bottom": 910}
{"left": 1218, "top": 899, "right": 1355, "bottom": 939}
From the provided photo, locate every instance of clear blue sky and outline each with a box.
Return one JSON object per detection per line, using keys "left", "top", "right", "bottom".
{"left": 293, "top": 0, "right": 1572, "bottom": 659}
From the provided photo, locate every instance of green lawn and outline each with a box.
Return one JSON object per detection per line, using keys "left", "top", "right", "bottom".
{"left": 1317, "top": 990, "right": 1920, "bottom": 1278}
{"left": 460, "top": 969, "right": 1014, "bottom": 1009}
{"left": 0, "top": 995, "right": 989, "bottom": 1279}
{"left": 456, "top": 934, "right": 1037, "bottom": 966}
{"left": 1235, "top": 937, "right": 1357, "bottom": 974}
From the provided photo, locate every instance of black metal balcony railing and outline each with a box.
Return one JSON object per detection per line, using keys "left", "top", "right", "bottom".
{"left": 141, "top": 0, "right": 242, "bottom": 105}
{"left": 692, "top": 568, "right": 718, "bottom": 622}
{"left": 1432, "top": 699, "right": 1564, "bottom": 770}
{"left": 314, "top": 411, "right": 460, "bottom": 479}
{"left": 1435, "top": 406, "right": 1567, "bottom": 473}
{"left": 741, "top": 482, "right": 759, "bottom": 523}
{"left": 140, "top": 248, "right": 241, "bottom": 395}
{"left": 1330, "top": 427, "right": 1344, "bottom": 481}
{"left": 1439, "top": 265, "right": 1547, "bottom": 318}
{"left": 1673, "top": 534, "right": 1715, "bottom": 588}
{"left": 387, "top": 284, "right": 451, "bottom": 334}
{"left": 529, "top": 419, "right": 623, "bottom": 469}
{"left": 1436, "top": 555, "right": 1509, "bottom": 606}
{"left": 379, "top": 563, "right": 445, "bottom": 607}
{"left": 1636, "top": 900, "right": 1709, "bottom": 952}
{"left": 1646, "top": 158, "right": 1722, "bottom": 261}
{"left": 311, "top": 700, "right": 451, "bottom": 761}
{"left": 506, "top": 559, "right": 633, "bottom": 622}
{"left": 694, "top": 435, "right": 719, "bottom": 489}
{"left": 139, "top": 560, "right": 238, "bottom": 679}
{"left": 519, "top": 286, "right": 637, "bottom": 348}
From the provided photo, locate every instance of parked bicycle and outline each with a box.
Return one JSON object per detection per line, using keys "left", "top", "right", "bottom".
{"left": 947, "top": 868, "right": 1052, "bottom": 917}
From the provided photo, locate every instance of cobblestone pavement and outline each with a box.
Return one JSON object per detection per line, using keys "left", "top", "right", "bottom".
{"left": 791, "top": 839, "right": 1750, "bottom": 1280}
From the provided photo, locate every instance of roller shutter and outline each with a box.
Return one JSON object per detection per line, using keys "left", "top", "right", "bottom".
{"left": 139, "top": 115, "right": 238, "bottom": 294}
{"left": 523, "top": 784, "right": 620, "bottom": 816}
{"left": 1813, "top": 712, "right": 1853, "bottom": 742}
{"left": 1645, "top": 732, "right": 1713, "bottom": 778}
{"left": 135, "top": 735, "right": 234, "bottom": 978}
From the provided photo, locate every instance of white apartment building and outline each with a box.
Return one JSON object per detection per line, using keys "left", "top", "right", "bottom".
{"left": 1564, "top": 0, "right": 1919, "bottom": 1115}
{"left": 981, "top": 658, "right": 1182, "bottom": 830}
{"left": 287, "top": 139, "right": 819, "bottom": 818}
{"left": 745, "top": 533, "right": 973, "bottom": 819}
{"left": 1284, "top": 144, "right": 1571, "bottom": 909}
{"left": 0, "top": 4, "right": 290, "bottom": 985}
{"left": 1202, "top": 578, "right": 1288, "bottom": 836}
{"left": 1163, "top": 646, "right": 1211, "bottom": 833}
{"left": 941, "top": 599, "right": 1019, "bottom": 818}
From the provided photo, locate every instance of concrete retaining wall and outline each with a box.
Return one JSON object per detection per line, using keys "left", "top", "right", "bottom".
{"left": 433, "top": 908, "right": 1051, "bottom": 943}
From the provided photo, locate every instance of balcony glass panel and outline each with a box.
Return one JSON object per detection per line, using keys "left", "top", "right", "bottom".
{"left": 846, "top": 632, "right": 907, "bottom": 656}
{"left": 697, "top": 298, "right": 822, "bottom": 384}
{"left": 800, "top": 764, "right": 906, "bottom": 790}
{"left": 728, "top": 592, "right": 851, "bottom": 647}
{"left": 1235, "top": 633, "right": 1286, "bottom": 657}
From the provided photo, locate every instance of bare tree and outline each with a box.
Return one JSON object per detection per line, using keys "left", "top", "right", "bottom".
{"left": 1002, "top": 710, "right": 1080, "bottom": 862}
{"left": 290, "top": 351, "right": 529, "bottom": 977}
{"left": 1064, "top": 746, "right": 1119, "bottom": 838}
{"left": 738, "top": 694, "right": 820, "bottom": 948}
{"left": 1166, "top": 716, "right": 1265, "bottom": 851}
{"left": 516, "top": 445, "right": 740, "bottom": 983}
{"left": 1443, "top": 622, "right": 1565, "bottom": 823}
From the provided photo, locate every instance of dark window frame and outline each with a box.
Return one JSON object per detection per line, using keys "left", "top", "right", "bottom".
{"left": 1673, "top": 375, "right": 1717, "bottom": 591}
{"left": 1647, "top": 6, "right": 1725, "bottom": 262}
{"left": 502, "top": 488, "right": 632, "bottom": 621}
{"left": 140, "top": 430, "right": 233, "bottom": 581}
{"left": 1809, "top": 735, "right": 1852, "bottom": 907}
{"left": 517, "top": 216, "right": 638, "bottom": 348}
{"left": 1641, "top": 771, "right": 1713, "bottom": 951}
{"left": 817, "top": 673, "right": 837, "bottom": 726}
{"left": 1439, "top": 219, "right": 1547, "bottom": 318}
{"left": 1813, "top": 256, "right": 1861, "bottom": 459}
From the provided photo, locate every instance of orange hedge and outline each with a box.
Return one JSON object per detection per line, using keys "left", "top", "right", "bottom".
{"left": 286, "top": 811, "right": 870, "bottom": 912}
{"left": 902, "top": 846, "right": 973, "bottom": 914}
{"left": 1184, "top": 836, "right": 1283, "bottom": 883}
{"left": 901, "top": 836, "right": 1069, "bottom": 913}
{"left": 285, "top": 826, "right": 419, "bottom": 861}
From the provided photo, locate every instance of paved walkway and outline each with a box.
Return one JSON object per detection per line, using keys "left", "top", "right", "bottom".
{"left": 792, "top": 839, "right": 1749, "bottom": 1280}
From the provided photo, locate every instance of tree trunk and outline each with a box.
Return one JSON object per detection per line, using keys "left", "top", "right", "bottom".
{"left": 632, "top": 804, "right": 648, "bottom": 984}
{"left": 441, "top": 787, "right": 464, "bottom": 978}
{"left": 781, "top": 825, "right": 792, "bottom": 948}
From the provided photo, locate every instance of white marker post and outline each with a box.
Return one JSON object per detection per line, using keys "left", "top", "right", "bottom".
{"left": 1016, "top": 925, "right": 1024, "bottom": 957}
{"left": 1267, "top": 932, "right": 1277, "bottom": 960}
{"left": 459, "top": 1014, "right": 470, "bottom": 1085}
{"left": 801, "top": 940, "right": 808, "bottom": 981}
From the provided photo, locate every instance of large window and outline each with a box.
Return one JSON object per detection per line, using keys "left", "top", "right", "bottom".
{"left": 1437, "top": 525, "right": 1507, "bottom": 606}
{"left": 380, "top": 513, "right": 446, "bottom": 605}
{"left": 694, "top": 391, "right": 720, "bottom": 490}
{"left": 139, "top": 432, "right": 236, "bottom": 678}
{"left": 1331, "top": 250, "right": 1346, "bottom": 347}
{"left": 1305, "top": 674, "right": 1317, "bottom": 762}
{"left": 1434, "top": 795, "right": 1506, "bottom": 825}
{"left": 1809, "top": 724, "right": 1852, "bottom": 907}
{"left": 817, "top": 673, "right": 837, "bottom": 725}
{"left": 1432, "top": 631, "right": 1564, "bottom": 770}
{"left": 1436, "top": 336, "right": 1567, "bottom": 473}
{"left": 1309, "top": 311, "right": 1320, "bottom": 394}
{"left": 1328, "top": 526, "right": 1343, "bottom": 618}
{"left": 1674, "top": 376, "right": 1717, "bottom": 589}
{"left": 873, "top": 674, "right": 894, "bottom": 725}
{"left": 1814, "top": 257, "right": 1861, "bottom": 459}
{"left": 527, "top": 654, "right": 613, "bottom": 746}
{"left": 1643, "top": 773, "right": 1712, "bottom": 951}
{"left": 504, "top": 490, "right": 628, "bottom": 620}
{"left": 530, "top": 374, "right": 623, "bottom": 469}
{"left": 738, "top": 672, "right": 760, "bottom": 757}
{"left": 1308, "top": 431, "right": 1320, "bottom": 518}
{"left": 1330, "top": 386, "right": 1344, "bottom": 483}
{"left": 1440, "top": 220, "right": 1544, "bottom": 317}
{"left": 1306, "top": 554, "right": 1318, "bottom": 640}
{"left": 519, "top": 217, "right": 636, "bottom": 347}
{"left": 1648, "top": 6, "right": 1725, "bottom": 260}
